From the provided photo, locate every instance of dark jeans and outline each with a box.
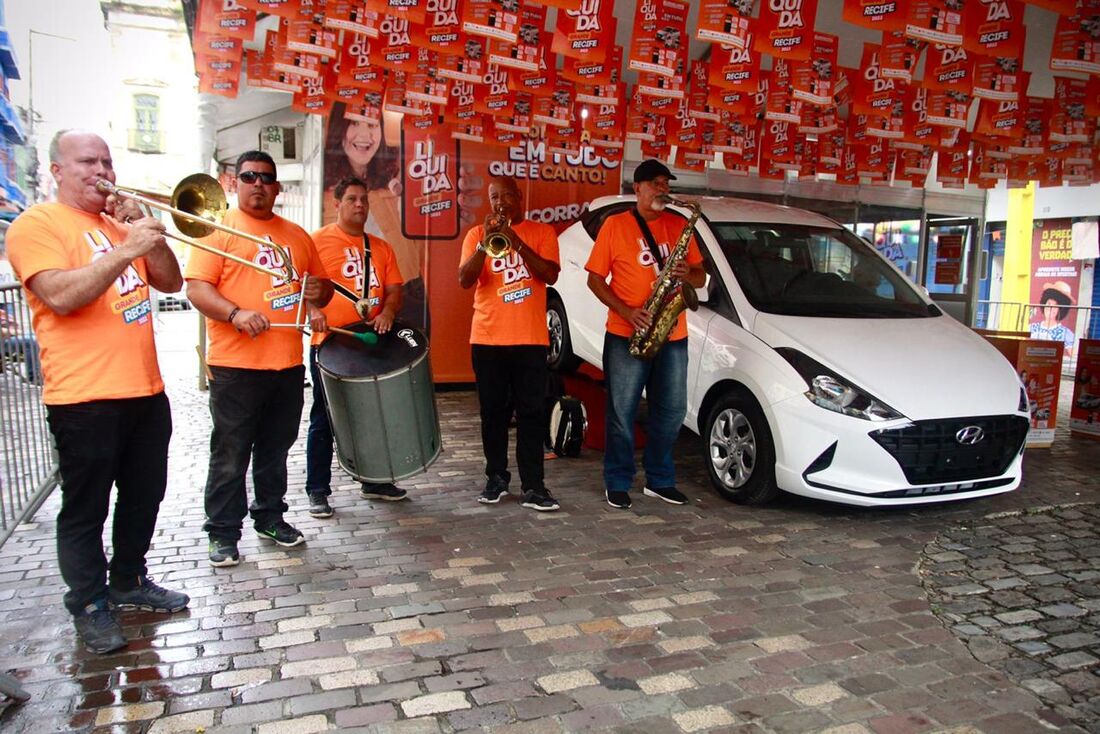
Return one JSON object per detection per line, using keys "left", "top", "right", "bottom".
{"left": 305, "top": 347, "right": 333, "bottom": 495}
{"left": 204, "top": 365, "right": 304, "bottom": 541}
{"left": 471, "top": 344, "right": 548, "bottom": 492}
{"left": 46, "top": 392, "right": 172, "bottom": 615}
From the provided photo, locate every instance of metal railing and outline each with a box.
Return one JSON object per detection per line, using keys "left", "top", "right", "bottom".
{"left": 0, "top": 283, "right": 58, "bottom": 547}
{"left": 975, "top": 300, "right": 1099, "bottom": 375}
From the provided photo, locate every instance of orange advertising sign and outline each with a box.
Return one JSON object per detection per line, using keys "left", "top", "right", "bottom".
{"left": 1070, "top": 340, "right": 1100, "bottom": 439}
{"left": 753, "top": 0, "right": 819, "bottom": 61}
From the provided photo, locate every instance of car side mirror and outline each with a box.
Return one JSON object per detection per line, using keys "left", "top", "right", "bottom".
{"left": 696, "top": 274, "right": 711, "bottom": 304}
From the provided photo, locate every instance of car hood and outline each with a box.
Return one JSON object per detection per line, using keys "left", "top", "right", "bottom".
{"left": 752, "top": 313, "right": 1022, "bottom": 419}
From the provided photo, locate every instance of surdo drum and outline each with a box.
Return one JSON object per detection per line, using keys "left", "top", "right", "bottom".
{"left": 316, "top": 322, "right": 442, "bottom": 483}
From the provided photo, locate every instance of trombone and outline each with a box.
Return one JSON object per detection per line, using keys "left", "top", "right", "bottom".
{"left": 95, "top": 174, "right": 297, "bottom": 283}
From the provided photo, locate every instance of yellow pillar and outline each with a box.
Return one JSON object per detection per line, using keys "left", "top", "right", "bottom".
{"left": 1000, "top": 182, "right": 1034, "bottom": 331}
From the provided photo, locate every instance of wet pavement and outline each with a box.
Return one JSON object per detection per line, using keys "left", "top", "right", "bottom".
{"left": 0, "top": 311, "right": 1097, "bottom": 733}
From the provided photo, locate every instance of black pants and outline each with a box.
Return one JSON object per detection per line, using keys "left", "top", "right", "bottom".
{"left": 204, "top": 365, "right": 304, "bottom": 541}
{"left": 471, "top": 344, "right": 547, "bottom": 492}
{"left": 47, "top": 392, "right": 172, "bottom": 615}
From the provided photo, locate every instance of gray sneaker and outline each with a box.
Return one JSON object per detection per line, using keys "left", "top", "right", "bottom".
{"left": 73, "top": 599, "right": 127, "bottom": 654}
{"left": 109, "top": 576, "right": 190, "bottom": 613}
{"left": 478, "top": 475, "right": 510, "bottom": 504}
{"left": 360, "top": 483, "right": 408, "bottom": 501}
{"left": 209, "top": 538, "right": 240, "bottom": 567}
{"left": 308, "top": 493, "right": 334, "bottom": 518}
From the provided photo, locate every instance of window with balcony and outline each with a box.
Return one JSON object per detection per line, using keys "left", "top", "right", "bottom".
{"left": 129, "top": 94, "right": 163, "bottom": 153}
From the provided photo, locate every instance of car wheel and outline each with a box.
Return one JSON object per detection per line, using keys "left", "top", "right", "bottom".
{"left": 546, "top": 294, "right": 580, "bottom": 373}
{"left": 703, "top": 389, "right": 779, "bottom": 505}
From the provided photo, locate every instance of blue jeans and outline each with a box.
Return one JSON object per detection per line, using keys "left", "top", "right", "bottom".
{"left": 603, "top": 333, "right": 688, "bottom": 492}
{"left": 305, "top": 347, "right": 333, "bottom": 495}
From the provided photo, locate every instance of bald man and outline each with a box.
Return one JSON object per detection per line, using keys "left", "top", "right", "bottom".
{"left": 6, "top": 130, "right": 189, "bottom": 654}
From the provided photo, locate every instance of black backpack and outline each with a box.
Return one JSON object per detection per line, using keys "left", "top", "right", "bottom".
{"left": 548, "top": 396, "right": 587, "bottom": 457}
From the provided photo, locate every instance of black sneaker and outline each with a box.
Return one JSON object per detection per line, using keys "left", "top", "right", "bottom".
{"left": 256, "top": 520, "right": 305, "bottom": 547}
{"left": 308, "top": 493, "right": 334, "bottom": 518}
{"left": 606, "top": 489, "right": 632, "bottom": 509}
{"left": 643, "top": 486, "right": 689, "bottom": 505}
{"left": 478, "top": 475, "right": 509, "bottom": 504}
{"left": 208, "top": 538, "right": 240, "bottom": 567}
{"left": 109, "top": 576, "right": 190, "bottom": 613}
{"left": 520, "top": 489, "right": 560, "bottom": 512}
{"left": 73, "top": 599, "right": 126, "bottom": 654}
{"left": 360, "top": 483, "right": 408, "bottom": 501}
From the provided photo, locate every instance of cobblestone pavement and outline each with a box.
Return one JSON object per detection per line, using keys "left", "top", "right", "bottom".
{"left": 921, "top": 504, "right": 1100, "bottom": 729}
{"left": 0, "top": 312, "right": 1097, "bottom": 733}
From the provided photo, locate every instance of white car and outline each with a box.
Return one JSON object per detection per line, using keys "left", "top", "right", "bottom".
{"left": 548, "top": 195, "right": 1030, "bottom": 507}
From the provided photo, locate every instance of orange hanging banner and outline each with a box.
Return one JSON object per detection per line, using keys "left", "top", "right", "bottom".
{"left": 753, "top": 0, "right": 819, "bottom": 62}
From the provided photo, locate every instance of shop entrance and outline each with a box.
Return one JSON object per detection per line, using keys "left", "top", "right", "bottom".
{"left": 922, "top": 216, "right": 980, "bottom": 324}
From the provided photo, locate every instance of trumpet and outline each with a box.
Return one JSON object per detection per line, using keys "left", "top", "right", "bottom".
{"left": 480, "top": 206, "right": 513, "bottom": 258}
{"left": 96, "top": 174, "right": 296, "bottom": 283}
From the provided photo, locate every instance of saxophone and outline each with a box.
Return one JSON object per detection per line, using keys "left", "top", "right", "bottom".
{"left": 628, "top": 195, "right": 701, "bottom": 359}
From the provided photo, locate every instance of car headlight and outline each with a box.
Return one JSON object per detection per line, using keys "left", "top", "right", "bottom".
{"left": 776, "top": 348, "right": 905, "bottom": 422}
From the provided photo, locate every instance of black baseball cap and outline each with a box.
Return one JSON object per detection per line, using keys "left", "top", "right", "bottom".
{"left": 632, "top": 159, "right": 677, "bottom": 184}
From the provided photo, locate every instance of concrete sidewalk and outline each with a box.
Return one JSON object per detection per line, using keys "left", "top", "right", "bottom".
{"left": 0, "top": 312, "right": 1096, "bottom": 733}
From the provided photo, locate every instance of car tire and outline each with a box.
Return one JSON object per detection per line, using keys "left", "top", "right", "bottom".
{"left": 703, "top": 389, "right": 779, "bottom": 505}
{"left": 547, "top": 294, "right": 580, "bottom": 373}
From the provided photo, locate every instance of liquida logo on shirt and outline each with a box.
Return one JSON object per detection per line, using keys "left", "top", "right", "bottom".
{"left": 491, "top": 251, "right": 533, "bottom": 304}
{"left": 258, "top": 241, "right": 301, "bottom": 311}
{"left": 635, "top": 237, "right": 672, "bottom": 269}
{"left": 85, "top": 229, "right": 151, "bottom": 325}
{"left": 341, "top": 247, "right": 382, "bottom": 309}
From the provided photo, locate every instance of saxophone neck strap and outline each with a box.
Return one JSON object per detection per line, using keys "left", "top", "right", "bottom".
{"left": 630, "top": 206, "right": 666, "bottom": 271}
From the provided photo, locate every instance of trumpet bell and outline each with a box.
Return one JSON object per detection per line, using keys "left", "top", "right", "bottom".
{"left": 481, "top": 232, "right": 512, "bottom": 258}
{"left": 171, "top": 173, "right": 228, "bottom": 238}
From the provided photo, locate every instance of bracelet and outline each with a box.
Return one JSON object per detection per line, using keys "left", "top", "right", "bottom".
{"left": 227, "top": 307, "right": 240, "bottom": 325}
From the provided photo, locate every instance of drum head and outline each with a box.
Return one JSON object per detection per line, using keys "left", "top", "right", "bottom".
{"left": 317, "top": 321, "right": 429, "bottom": 379}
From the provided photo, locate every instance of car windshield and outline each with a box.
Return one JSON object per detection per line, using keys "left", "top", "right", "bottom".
{"left": 710, "top": 222, "right": 934, "bottom": 318}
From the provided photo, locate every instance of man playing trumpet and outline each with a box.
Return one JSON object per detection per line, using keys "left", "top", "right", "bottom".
{"left": 458, "top": 176, "right": 561, "bottom": 511}
{"left": 185, "top": 151, "right": 331, "bottom": 566}
{"left": 6, "top": 130, "right": 189, "bottom": 653}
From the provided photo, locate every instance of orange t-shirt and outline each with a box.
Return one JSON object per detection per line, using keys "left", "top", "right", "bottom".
{"left": 585, "top": 208, "right": 704, "bottom": 341}
{"left": 309, "top": 224, "right": 403, "bottom": 346}
{"left": 184, "top": 209, "right": 327, "bottom": 369}
{"left": 6, "top": 203, "right": 164, "bottom": 405}
{"left": 460, "top": 218, "right": 560, "bottom": 346}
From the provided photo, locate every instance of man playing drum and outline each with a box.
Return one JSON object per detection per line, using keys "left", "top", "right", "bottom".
{"left": 458, "top": 176, "right": 561, "bottom": 512}
{"left": 185, "top": 151, "right": 331, "bottom": 567}
{"left": 305, "top": 176, "right": 407, "bottom": 517}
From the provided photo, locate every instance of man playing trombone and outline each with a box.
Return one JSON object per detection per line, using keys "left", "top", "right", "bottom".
{"left": 6, "top": 130, "right": 189, "bottom": 654}
{"left": 185, "top": 151, "right": 331, "bottom": 567}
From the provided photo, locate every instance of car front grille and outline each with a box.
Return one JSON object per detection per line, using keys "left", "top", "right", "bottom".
{"left": 869, "top": 415, "right": 1029, "bottom": 485}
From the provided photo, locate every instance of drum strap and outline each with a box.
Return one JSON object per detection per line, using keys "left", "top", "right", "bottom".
{"left": 329, "top": 234, "right": 373, "bottom": 305}
{"left": 361, "top": 233, "right": 372, "bottom": 300}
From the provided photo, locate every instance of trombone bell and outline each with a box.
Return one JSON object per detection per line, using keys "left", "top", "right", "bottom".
{"left": 171, "top": 174, "right": 228, "bottom": 238}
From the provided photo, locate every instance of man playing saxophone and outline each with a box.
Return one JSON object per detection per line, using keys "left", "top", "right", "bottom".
{"left": 585, "top": 159, "right": 706, "bottom": 510}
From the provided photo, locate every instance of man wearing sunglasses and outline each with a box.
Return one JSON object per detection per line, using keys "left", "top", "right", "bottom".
{"left": 185, "top": 151, "right": 332, "bottom": 567}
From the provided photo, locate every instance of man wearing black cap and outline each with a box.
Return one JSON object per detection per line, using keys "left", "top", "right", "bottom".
{"left": 584, "top": 159, "right": 706, "bottom": 510}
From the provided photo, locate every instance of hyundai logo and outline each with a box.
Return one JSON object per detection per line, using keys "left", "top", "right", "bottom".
{"left": 955, "top": 425, "right": 985, "bottom": 445}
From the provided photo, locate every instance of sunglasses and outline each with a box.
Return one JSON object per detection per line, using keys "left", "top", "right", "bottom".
{"left": 238, "top": 170, "right": 276, "bottom": 185}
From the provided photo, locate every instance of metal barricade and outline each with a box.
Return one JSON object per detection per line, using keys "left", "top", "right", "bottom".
{"left": 975, "top": 299, "right": 1098, "bottom": 375}
{"left": 0, "top": 282, "right": 58, "bottom": 548}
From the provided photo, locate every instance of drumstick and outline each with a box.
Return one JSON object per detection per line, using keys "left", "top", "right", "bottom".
{"left": 268, "top": 322, "right": 379, "bottom": 344}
